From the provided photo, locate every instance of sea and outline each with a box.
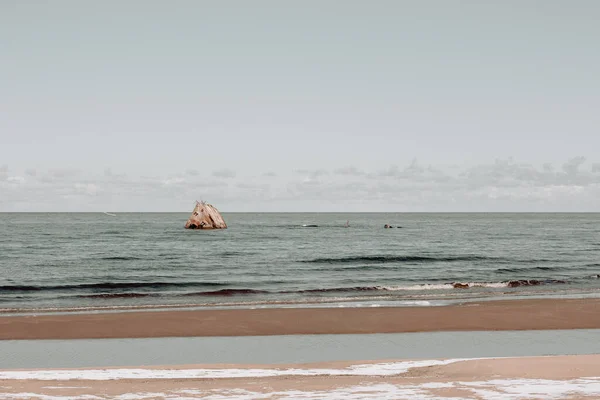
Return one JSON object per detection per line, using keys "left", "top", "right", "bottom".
{"left": 0, "top": 212, "right": 599, "bottom": 314}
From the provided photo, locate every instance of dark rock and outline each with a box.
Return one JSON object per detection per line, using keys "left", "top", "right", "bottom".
{"left": 453, "top": 283, "right": 470, "bottom": 289}
{"left": 185, "top": 201, "right": 227, "bottom": 229}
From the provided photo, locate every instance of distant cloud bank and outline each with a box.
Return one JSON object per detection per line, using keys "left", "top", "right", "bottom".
{"left": 1, "top": 157, "right": 599, "bottom": 212}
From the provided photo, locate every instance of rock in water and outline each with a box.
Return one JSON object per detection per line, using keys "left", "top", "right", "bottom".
{"left": 184, "top": 201, "right": 227, "bottom": 229}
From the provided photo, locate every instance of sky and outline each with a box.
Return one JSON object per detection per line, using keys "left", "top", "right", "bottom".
{"left": 1, "top": 0, "right": 599, "bottom": 212}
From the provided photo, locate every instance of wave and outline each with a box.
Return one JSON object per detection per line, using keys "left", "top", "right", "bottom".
{"left": 400, "top": 279, "right": 568, "bottom": 290}
{"left": 1, "top": 273, "right": 594, "bottom": 300}
{"left": 303, "top": 255, "right": 498, "bottom": 264}
{"left": 0, "top": 281, "right": 228, "bottom": 293}
{"left": 216, "top": 251, "right": 257, "bottom": 257}
{"left": 380, "top": 283, "right": 507, "bottom": 291}
{"left": 155, "top": 254, "right": 181, "bottom": 260}
{"left": 0, "top": 277, "right": 581, "bottom": 296}
{"left": 294, "top": 279, "right": 573, "bottom": 293}
{"left": 295, "top": 286, "right": 381, "bottom": 293}
{"left": 98, "top": 230, "right": 127, "bottom": 235}
{"left": 496, "top": 266, "right": 561, "bottom": 273}
{"left": 184, "top": 289, "right": 269, "bottom": 296}
{"left": 177, "top": 279, "right": 575, "bottom": 297}
{"left": 78, "top": 293, "right": 155, "bottom": 299}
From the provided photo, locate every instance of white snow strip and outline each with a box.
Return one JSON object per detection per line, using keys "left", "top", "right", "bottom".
{"left": 0, "top": 359, "right": 470, "bottom": 381}
{"left": 0, "top": 394, "right": 102, "bottom": 400}
{"left": 3, "top": 379, "right": 600, "bottom": 400}
{"left": 463, "top": 378, "right": 600, "bottom": 400}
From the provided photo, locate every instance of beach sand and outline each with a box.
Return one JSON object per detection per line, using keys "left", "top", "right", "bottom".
{"left": 2, "top": 298, "right": 600, "bottom": 340}
{"left": 1, "top": 355, "right": 600, "bottom": 399}
{"left": 4, "top": 299, "right": 600, "bottom": 398}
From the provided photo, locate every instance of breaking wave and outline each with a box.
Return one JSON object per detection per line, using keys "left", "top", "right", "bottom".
{"left": 184, "top": 289, "right": 269, "bottom": 296}
{"left": 0, "top": 281, "right": 228, "bottom": 293}
{"left": 294, "top": 280, "right": 570, "bottom": 293}
{"left": 295, "top": 287, "right": 381, "bottom": 293}
{"left": 0, "top": 277, "right": 586, "bottom": 297}
{"left": 78, "top": 293, "right": 155, "bottom": 299}
{"left": 380, "top": 279, "right": 568, "bottom": 290}
{"left": 303, "top": 255, "right": 499, "bottom": 264}
{"left": 496, "top": 266, "right": 561, "bottom": 273}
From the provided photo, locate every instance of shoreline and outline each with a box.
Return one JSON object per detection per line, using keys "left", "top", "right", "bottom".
{"left": 3, "top": 289, "right": 600, "bottom": 316}
{"left": 2, "top": 298, "right": 600, "bottom": 340}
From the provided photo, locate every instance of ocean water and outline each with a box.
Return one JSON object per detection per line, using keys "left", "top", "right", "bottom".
{"left": 0, "top": 213, "right": 599, "bottom": 313}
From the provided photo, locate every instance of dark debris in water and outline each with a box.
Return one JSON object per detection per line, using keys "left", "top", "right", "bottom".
{"left": 507, "top": 279, "right": 567, "bottom": 287}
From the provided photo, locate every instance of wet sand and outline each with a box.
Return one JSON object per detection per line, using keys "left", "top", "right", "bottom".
{"left": 2, "top": 355, "right": 600, "bottom": 399}
{"left": 2, "top": 298, "right": 600, "bottom": 340}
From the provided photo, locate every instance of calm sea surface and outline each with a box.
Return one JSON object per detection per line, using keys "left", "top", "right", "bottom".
{"left": 0, "top": 213, "right": 599, "bottom": 314}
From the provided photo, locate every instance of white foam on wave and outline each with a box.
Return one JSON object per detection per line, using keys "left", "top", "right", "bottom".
{"left": 398, "top": 300, "right": 433, "bottom": 306}
{"left": 4, "top": 379, "right": 600, "bottom": 400}
{"left": 381, "top": 282, "right": 508, "bottom": 291}
{"left": 0, "top": 359, "right": 469, "bottom": 381}
{"left": 381, "top": 284, "right": 454, "bottom": 291}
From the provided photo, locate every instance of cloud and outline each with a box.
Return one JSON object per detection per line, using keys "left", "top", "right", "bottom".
{"left": 162, "top": 177, "right": 185, "bottom": 185}
{"left": 461, "top": 159, "right": 542, "bottom": 188}
{"left": 185, "top": 169, "right": 199, "bottom": 176}
{"left": 334, "top": 166, "right": 364, "bottom": 176}
{"left": 376, "top": 159, "right": 452, "bottom": 183}
{"left": 296, "top": 169, "right": 328, "bottom": 178}
{"left": 562, "top": 156, "right": 586, "bottom": 176}
{"left": 49, "top": 168, "right": 79, "bottom": 179}
{"left": 279, "top": 157, "right": 600, "bottom": 211}
{"left": 236, "top": 182, "right": 270, "bottom": 190}
{"left": 0, "top": 165, "right": 8, "bottom": 181}
{"left": 6, "top": 176, "right": 25, "bottom": 185}
{"left": 2, "top": 158, "right": 600, "bottom": 211}
{"left": 295, "top": 169, "right": 328, "bottom": 185}
{"left": 212, "top": 169, "right": 236, "bottom": 179}
{"left": 74, "top": 183, "right": 99, "bottom": 196}
{"left": 32, "top": 168, "right": 81, "bottom": 184}
{"left": 103, "top": 168, "right": 127, "bottom": 179}
{"left": 263, "top": 171, "right": 277, "bottom": 177}
{"left": 462, "top": 157, "right": 600, "bottom": 188}
{"left": 377, "top": 165, "right": 401, "bottom": 177}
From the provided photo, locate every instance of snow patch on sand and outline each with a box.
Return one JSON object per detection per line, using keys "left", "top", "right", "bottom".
{"left": 464, "top": 378, "right": 600, "bottom": 399}
{"left": 0, "top": 359, "right": 469, "bottom": 381}
{"left": 4, "top": 379, "right": 600, "bottom": 400}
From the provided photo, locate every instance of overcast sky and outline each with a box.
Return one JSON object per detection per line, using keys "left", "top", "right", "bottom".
{"left": 1, "top": 1, "right": 599, "bottom": 211}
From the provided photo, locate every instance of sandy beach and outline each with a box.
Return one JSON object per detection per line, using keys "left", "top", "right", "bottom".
{"left": 2, "top": 298, "right": 600, "bottom": 340}
{"left": 4, "top": 299, "right": 600, "bottom": 398}
{"left": 1, "top": 355, "right": 600, "bottom": 399}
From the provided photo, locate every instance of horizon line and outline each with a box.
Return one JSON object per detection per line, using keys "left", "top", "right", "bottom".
{"left": 1, "top": 211, "right": 600, "bottom": 214}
